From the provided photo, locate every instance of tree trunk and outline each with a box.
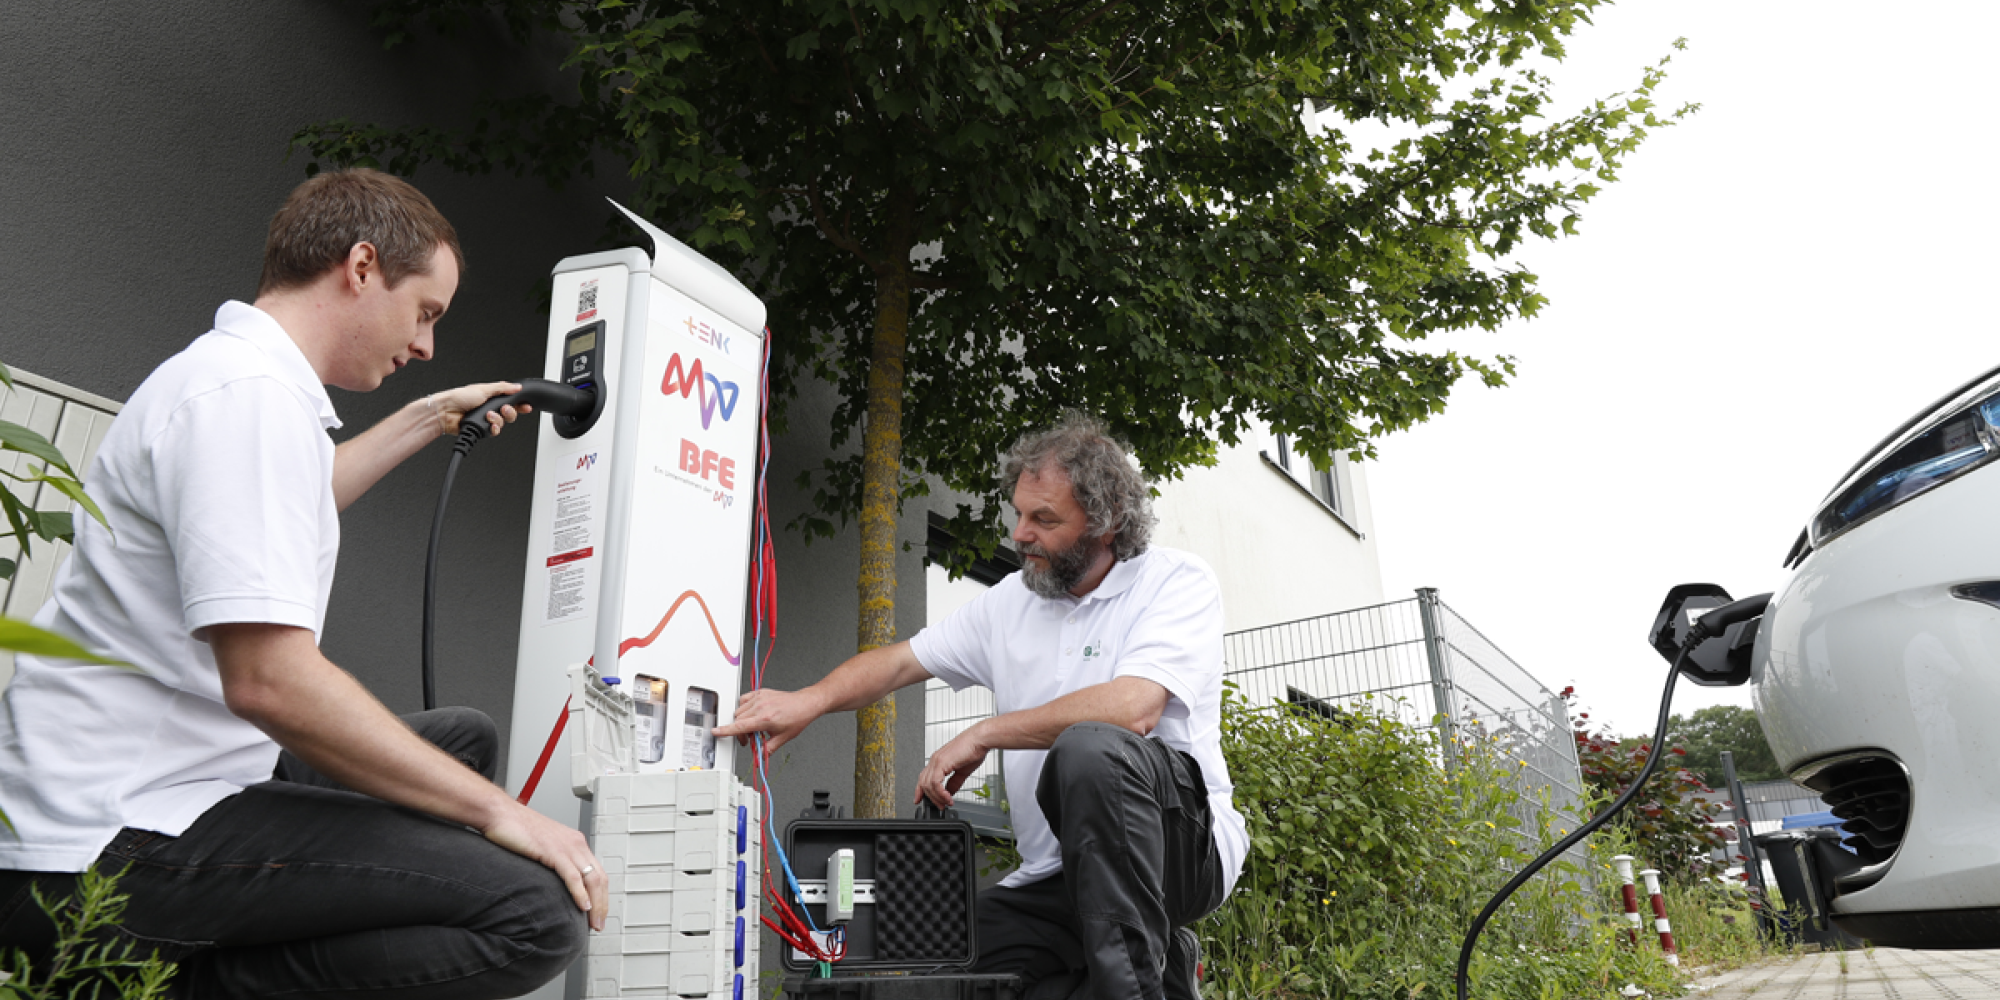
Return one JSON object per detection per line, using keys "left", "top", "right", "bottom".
{"left": 853, "top": 252, "right": 910, "bottom": 819}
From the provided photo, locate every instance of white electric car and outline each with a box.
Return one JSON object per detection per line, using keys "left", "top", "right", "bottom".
{"left": 1753, "top": 364, "right": 2000, "bottom": 947}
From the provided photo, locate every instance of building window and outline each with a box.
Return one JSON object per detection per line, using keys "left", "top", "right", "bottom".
{"left": 1, "top": 369, "right": 122, "bottom": 688}
{"left": 1273, "top": 434, "right": 1348, "bottom": 518}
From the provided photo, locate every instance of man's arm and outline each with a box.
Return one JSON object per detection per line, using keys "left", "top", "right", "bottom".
{"left": 331, "top": 382, "right": 525, "bottom": 511}
{"left": 207, "top": 622, "right": 609, "bottom": 930}
{"left": 713, "top": 640, "right": 933, "bottom": 752}
{"left": 912, "top": 676, "right": 1170, "bottom": 809}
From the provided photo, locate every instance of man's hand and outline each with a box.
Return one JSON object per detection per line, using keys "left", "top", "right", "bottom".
{"left": 211, "top": 623, "right": 611, "bottom": 931}
{"left": 483, "top": 801, "right": 610, "bottom": 932}
{"left": 715, "top": 687, "right": 826, "bottom": 753}
{"left": 915, "top": 723, "right": 991, "bottom": 811}
{"left": 715, "top": 642, "right": 934, "bottom": 754}
{"left": 429, "top": 381, "right": 531, "bottom": 439}
{"left": 332, "top": 381, "right": 534, "bottom": 510}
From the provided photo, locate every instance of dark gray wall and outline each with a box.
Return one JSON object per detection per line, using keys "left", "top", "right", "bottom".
{"left": 0, "top": 2, "right": 624, "bottom": 753}
{"left": 0, "top": 1, "right": 931, "bottom": 814}
{"left": 5, "top": 5, "right": 943, "bottom": 983}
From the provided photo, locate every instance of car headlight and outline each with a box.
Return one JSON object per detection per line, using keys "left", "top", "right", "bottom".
{"left": 1811, "top": 394, "right": 2000, "bottom": 546}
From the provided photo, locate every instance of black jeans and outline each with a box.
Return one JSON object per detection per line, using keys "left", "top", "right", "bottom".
{"left": 0, "top": 707, "right": 585, "bottom": 999}
{"left": 972, "top": 722, "right": 1226, "bottom": 1000}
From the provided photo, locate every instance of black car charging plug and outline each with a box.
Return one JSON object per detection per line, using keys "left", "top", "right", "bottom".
{"left": 1453, "top": 590, "right": 1770, "bottom": 1000}
{"left": 453, "top": 378, "right": 596, "bottom": 455}
{"left": 1685, "top": 593, "right": 1772, "bottom": 647}
{"left": 423, "top": 379, "right": 598, "bottom": 711}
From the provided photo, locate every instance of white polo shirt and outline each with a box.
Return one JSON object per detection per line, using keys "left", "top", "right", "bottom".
{"left": 0, "top": 301, "right": 341, "bottom": 873}
{"left": 910, "top": 546, "right": 1248, "bottom": 892}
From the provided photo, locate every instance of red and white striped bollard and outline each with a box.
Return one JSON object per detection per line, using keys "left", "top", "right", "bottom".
{"left": 1639, "top": 867, "right": 1678, "bottom": 966}
{"left": 1611, "top": 854, "right": 1641, "bottom": 946}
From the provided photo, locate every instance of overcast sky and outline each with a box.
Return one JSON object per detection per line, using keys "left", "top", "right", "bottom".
{"left": 1362, "top": 2, "right": 2000, "bottom": 736}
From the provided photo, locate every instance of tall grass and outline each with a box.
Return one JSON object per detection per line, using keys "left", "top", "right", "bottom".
{"left": 0, "top": 865, "right": 175, "bottom": 1000}
{"left": 1201, "top": 690, "right": 1686, "bottom": 999}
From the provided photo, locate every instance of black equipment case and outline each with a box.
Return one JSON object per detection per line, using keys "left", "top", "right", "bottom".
{"left": 777, "top": 794, "right": 1020, "bottom": 1000}
{"left": 780, "top": 794, "right": 979, "bottom": 970}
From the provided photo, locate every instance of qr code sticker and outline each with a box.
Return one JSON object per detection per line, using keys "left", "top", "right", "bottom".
{"left": 578, "top": 282, "right": 599, "bottom": 315}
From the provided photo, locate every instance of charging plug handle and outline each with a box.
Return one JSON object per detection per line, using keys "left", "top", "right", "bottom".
{"left": 1690, "top": 593, "right": 1773, "bottom": 645}
{"left": 458, "top": 378, "right": 596, "bottom": 446}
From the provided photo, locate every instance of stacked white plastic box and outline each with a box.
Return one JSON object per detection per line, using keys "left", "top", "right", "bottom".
{"left": 586, "top": 770, "right": 762, "bottom": 1000}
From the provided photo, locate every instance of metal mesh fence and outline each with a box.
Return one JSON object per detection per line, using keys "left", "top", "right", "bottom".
{"left": 1217, "top": 596, "right": 1438, "bottom": 728}
{"left": 1221, "top": 589, "right": 1589, "bottom": 854}
{"left": 921, "top": 588, "right": 1589, "bottom": 852}
{"left": 922, "top": 680, "right": 1002, "bottom": 793}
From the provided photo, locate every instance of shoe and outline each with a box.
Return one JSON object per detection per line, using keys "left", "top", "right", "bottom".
{"left": 1164, "top": 927, "right": 1201, "bottom": 1000}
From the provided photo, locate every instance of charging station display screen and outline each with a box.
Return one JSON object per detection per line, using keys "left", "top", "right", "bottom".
{"left": 567, "top": 330, "right": 597, "bottom": 356}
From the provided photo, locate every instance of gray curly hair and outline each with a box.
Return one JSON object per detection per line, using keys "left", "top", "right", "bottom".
{"left": 1000, "top": 413, "right": 1156, "bottom": 561}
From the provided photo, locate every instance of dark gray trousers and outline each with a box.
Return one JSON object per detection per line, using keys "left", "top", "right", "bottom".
{"left": 972, "top": 722, "right": 1226, "bottom": 1000}
{"left": 0, "top": 707, "right": 585, "bottom": 999}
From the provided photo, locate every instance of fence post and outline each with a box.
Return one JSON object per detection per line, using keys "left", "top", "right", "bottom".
{"left": 1415, "top": 587, "right": 1458, "bottom": 768}
{"left": 1612, "top": 855, "right": 1641, "bottom": 946}
{"left": 1720, "top": 750, "right": 1773, "bottom": 937}
{"left": 1639, "top": 868, "right": 1679, "bottom": 965}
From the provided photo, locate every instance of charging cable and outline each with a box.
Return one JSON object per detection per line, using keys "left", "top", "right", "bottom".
{"left": 1454, "top": 593, "right": 1770, "bottom": 1000}
{"left": 422, "top": 379, "right": 595, "bottom": 711}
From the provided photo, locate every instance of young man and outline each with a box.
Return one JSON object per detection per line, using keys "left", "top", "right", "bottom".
{"left": 717, "top": 415, "right": 1247, "bottom": 1000}
{"left": 0, "top": 169, "right": 604, "bottom": 999}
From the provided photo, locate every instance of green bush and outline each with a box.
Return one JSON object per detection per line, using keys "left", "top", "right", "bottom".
{"left": 1565, "top": 689, "right": 1726, "bottom": 885}
{"left": 0, "top": 866, "right": 176, "bottom": 1000}
{"left": 1201, "top": 687, "right": 1683, "bottom": 999}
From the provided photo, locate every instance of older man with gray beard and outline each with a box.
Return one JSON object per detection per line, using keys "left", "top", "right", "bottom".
{"left": 717, "top": 414, "right": 1246, "bottom": 1000}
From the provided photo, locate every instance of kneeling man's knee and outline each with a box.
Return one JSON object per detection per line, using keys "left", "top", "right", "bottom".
{"left": 486, "top": 872, "right": 588, "bottom": 994}
{"left": 1047, "top": 722, "right": 1140, "bottom": 785}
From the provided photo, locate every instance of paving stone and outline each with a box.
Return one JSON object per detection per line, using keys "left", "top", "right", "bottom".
{"left": 1695, "top": 948, "right": 2000, "bottom": 999}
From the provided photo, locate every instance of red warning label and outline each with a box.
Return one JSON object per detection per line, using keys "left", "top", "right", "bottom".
{"left": 548, "top": 547, "right": 594, "bottom": 568}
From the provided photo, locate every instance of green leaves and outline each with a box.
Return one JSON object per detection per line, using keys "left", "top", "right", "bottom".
{"left": 0, "top": 415, "right": 107, "bottom": 581}
{"left": 1570, "top": 688, "right": 1730, "bottom": 884}
{"left": 0, "top": 362, "right": 120, "bottom": 669}
{"left": 304, "top": 1, "right": 1685, "bottom": 572}
{"left": 1205, "top": 689, "right": 1654, "bottom": 999}
{"left": 0, "top": 620, "right": 119, "bottom": 667}
{"left": 0, "top": 421, "right": 72, "bottom": 476}
{"left": 1670, "top": 704, "right": 1782, "bottom": 785}
{"left": 0, "top": 865, "right": 176, "bottom": 999}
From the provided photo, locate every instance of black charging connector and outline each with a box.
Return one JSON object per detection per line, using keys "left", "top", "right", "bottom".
{"left": 422, "top": 378, "right": 598, "bottom": 711}
{"left": 454, "top": 378, "right": 597, "bottom": 454}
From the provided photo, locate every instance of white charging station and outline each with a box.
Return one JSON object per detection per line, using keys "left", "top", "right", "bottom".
{"left": 506, "top": 203, "right": 768, "bottom": 1000}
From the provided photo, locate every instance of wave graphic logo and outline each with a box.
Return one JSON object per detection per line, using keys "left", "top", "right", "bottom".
{"left": 660, "top": 353, "right": 740, "bottom": 429}
{"left": 619, "top": 590, "right": 740, "bottom": 666}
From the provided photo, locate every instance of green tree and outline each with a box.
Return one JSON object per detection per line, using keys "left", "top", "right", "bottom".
{"left": 296, "top": 0, "right": 1688, "bottom": 816}
{"left": 1670, "top": 704, "right": 1781, "bottom": 785}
